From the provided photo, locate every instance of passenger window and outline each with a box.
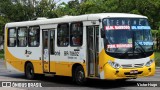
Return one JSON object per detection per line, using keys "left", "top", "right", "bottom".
{"left": 70, "top": 22, "right": 83, "bottom": 46}
{"left": 28, "top": 26, "right": 40, "bottom": 47}
{"left": 17, "top": 27, "right": 27, "bottom": 47}
{"left": 8, "top": 28, "right": 16, "bottom": 47}
{"left": 57, "top": 23, "right": 69, "bottom": 46}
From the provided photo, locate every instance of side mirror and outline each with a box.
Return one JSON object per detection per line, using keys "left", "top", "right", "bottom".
{"left": 101, "top": 28, "right": 105, "bottom": 38}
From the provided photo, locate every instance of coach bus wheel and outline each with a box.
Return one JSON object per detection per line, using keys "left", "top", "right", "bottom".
{"left": 25, "top": 63, "right": 35, "bottom": 80}
{"left": 74, "top": 66, "right": 86, "bottom": 85}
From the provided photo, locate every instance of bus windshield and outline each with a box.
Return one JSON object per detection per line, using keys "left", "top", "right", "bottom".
{"left": 103, "top": 18, "right": 153, "bottom": 58}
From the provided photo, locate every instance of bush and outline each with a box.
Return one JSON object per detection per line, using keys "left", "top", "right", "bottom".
{"left": 152, "top": 30, "right": 160, "bottom": 50}
{"left": 0, "top": 49, "right": 4, "bottom": 54}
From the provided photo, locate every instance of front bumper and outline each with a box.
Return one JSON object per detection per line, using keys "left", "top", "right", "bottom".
{"left": 102, "top": 62, "right": 155, "bottom": 80}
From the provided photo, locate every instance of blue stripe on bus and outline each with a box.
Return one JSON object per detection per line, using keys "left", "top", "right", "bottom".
{"left": 135, "top": 41, "right": 153, "bottom": 45}
{"left": 131, "top": 26, "right": 151, "bottom": 30}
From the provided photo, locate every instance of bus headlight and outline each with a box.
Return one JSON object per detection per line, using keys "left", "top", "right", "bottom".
{"left": 145, "top": 60, "right": 154, "bottom": 67}
{"left": 108, "top": 60, "right": 121, "bottom": 69}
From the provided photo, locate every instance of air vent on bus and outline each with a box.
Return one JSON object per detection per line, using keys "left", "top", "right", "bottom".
{"left": 61, "top": 15, "right": 73, "bottom": 18}
{"left": 121, "top": 63, "right": 144, "bottom": 68}
{"left": 36, "top": 17, "right": 47, "bottom": 20}
{"left": 134, "top": 63, "right": 144, "bottom": 68}
{"left": 121, "top": 64, "right": 132, "bottom": 68}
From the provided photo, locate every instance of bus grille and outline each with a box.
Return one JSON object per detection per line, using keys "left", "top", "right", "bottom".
{"left": 121, "top": 64, "right": 132, "bottom": 68}
{"left": 121, "top": 63, "right": 144, "bottom": 68}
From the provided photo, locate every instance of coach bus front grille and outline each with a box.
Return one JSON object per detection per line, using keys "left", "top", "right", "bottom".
{"left": 121, "top": 64, "right": 132, "bottom": 68}
{"left": 134, "top": 63, "right": 144, "bottom": 68}
{"left": 121, "top": 63, "right": 144, "bottom": 68}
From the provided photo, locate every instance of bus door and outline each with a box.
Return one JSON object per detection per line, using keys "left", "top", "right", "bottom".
{"left": 42, "top": 29, "right": 55, "bottom": 73}
{"left": 86, "top": 26, "right": 99, "bottom": 77}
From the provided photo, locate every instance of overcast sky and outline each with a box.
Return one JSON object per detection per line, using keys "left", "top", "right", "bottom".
{"left": 55, "top": 0, "right": 71, "bottom": 4}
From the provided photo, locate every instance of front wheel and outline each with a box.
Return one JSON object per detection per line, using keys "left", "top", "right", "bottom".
{"left": 74, "top": 66, "right": 86, "bottom": 85}
{"left": 25, "top": 63, "right": 35, "bottom": 80}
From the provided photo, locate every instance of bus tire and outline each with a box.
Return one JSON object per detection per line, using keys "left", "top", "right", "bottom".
{"left": 25, "top": 63, "right": 35, "bottom": 80}
{"left": 74, "top": 66, "right": 86, "bottom": 85}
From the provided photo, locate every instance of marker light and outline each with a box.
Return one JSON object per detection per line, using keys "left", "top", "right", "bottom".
{"left": 108, "top": 60, "right": 121, "bottom": 69}
{"left": 145, "top": 60, "right": 154, "bottom": 67}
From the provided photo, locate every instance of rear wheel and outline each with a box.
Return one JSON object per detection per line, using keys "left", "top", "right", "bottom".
{"left": 74, "top": 66, "right": 86, "bottom": 85}
{"left": 25, "top": 63, "right": 35, "bottom": 80}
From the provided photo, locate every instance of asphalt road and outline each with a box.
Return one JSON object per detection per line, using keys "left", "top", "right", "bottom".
{"left": 0, "top": 59, "right": 160, "bottom": 90}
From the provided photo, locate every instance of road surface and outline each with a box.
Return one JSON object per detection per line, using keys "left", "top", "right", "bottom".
{"left": 0, "top": 59, "right": 160, "bottom": 90}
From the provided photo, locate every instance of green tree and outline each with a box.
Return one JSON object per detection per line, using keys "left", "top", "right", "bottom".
{"left": 0, "top": 0, "right": 34, "bottom": 21}
{"left": 55, "top": 0, "right": 80, "bottom": 17}
{"left": 0, "top": 16, "right": 10, "bottom": 35}
{"left": 35, "top": 0, "right": 57, "bottom": 18}
{"left": 117, "top": 0, "right": 160, "bottom": 29}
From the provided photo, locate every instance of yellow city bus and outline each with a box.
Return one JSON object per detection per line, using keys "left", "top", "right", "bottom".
{"left": 4, "top": 13, "right": 155, "bottom": 84}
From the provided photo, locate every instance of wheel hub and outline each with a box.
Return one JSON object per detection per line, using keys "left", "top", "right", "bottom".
{"left": 77, "top": 71, "right": 84, "bottom": 82}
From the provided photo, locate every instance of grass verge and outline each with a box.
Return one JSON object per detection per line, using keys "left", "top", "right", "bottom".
{"left": 0, "top": 50, "right": 4, "bottom": 59}
{"left": 155, "top": 51, "right": 160, "bottom": 67}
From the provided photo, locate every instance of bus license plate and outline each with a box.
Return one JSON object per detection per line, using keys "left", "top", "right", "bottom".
{"left": 130, "top": 70, "right": 138, "bottom": 74}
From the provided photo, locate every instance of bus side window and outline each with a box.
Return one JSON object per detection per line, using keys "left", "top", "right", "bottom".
{"left": 57, "top": 23, "right": 69, "bottom": 47}
{"left": 70, "top": 22, "right": 83, "bottom": 46}
{"left": 28, "top": 26, "right": 40, "bottom": 47}
{"left": 17, "top": 27, "right": 27, "bottom": 47}
{"left": 8, "top": 28, "right": 16, "bottom": 47}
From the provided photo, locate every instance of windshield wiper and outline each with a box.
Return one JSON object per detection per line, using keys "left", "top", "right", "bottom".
{"left": 118, "top": 48, "right": 133, "bottom": 57}
{"left": 135, "top": 41, "right": 147, "bottom": 56}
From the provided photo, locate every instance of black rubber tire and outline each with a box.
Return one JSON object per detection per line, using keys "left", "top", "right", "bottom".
{"left": 74, "top": 66, "right": 86, "bottom": 85}
{"left": 25, "top": 63, "right": 35, "bottom": 80}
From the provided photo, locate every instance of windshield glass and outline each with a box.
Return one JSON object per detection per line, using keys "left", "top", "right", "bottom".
{"left": 103, "top": 18, "right": 153, "bottom": 58}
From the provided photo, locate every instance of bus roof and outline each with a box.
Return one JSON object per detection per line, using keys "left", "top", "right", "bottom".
{"left": 5, "top": 13, "right": 147, "bottom": 27}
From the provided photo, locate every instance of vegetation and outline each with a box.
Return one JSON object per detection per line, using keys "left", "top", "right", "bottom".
{"left": 155, "top": 51, "right": 160, "bottom": 66}
{"left": 0, "top": 50, "right": 4, "bottom": 59}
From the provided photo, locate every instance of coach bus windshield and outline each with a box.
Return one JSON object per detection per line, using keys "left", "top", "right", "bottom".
{"left": 103, "top": 18, "right": 153, "bottom": 59}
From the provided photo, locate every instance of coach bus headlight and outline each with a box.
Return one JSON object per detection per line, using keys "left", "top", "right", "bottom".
{"left": 108, "top": 60, "right": 121, "bottom": 69}
{"left": 145, "top": 60, "right": 154, "bottom": 67}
